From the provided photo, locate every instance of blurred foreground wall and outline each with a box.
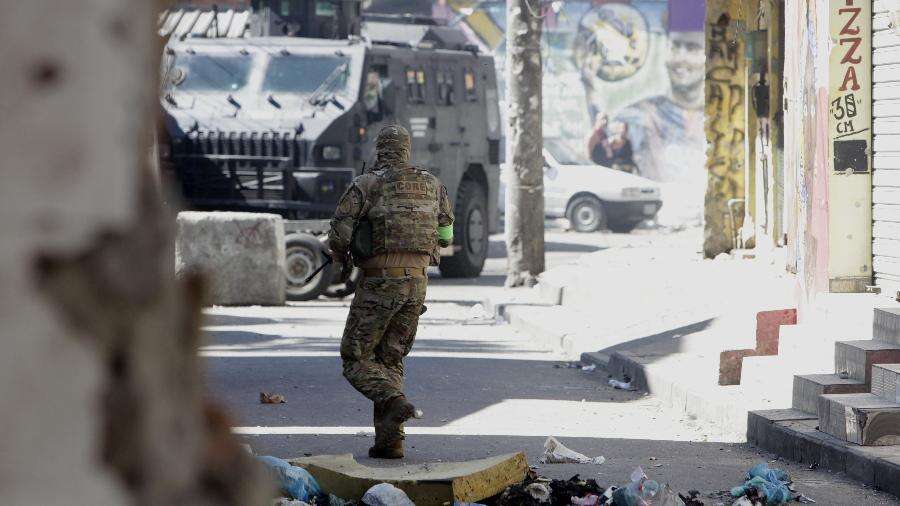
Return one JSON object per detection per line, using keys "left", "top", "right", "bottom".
{"left": 0, "top": 2, "right": 266, "bottom": 504}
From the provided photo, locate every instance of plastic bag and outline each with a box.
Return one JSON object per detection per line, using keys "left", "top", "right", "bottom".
{"left": 257, "top": 456, "right": 322, "bottom": 502}
{"left": 362, "top": 483, "right": 415, "bottom": 506}
{"left": 539, "top": 436, "right": 605, "bottom": 465}
{"left": 730, "top": 463, "right": 792, "bottom": 505}
{"left": 657, "top": 484, "right": 686, "bottom": 506}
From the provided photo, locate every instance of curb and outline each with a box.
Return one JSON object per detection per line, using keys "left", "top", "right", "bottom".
{"left": 595, "top": 349, "right": 749, "bottom": 441}
{"left": 748, "top": 409, "right": 900, "bottom": 498}
{"left": 502, "top": 305, "right": 576, "bottom": 357}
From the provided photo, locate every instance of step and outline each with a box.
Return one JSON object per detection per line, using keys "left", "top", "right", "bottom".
{"left": 874, "top": 308, "right": 900, "bottom": 345}
{"left": 777, "top": 322, "right": 856, "bottom": 364}
{"left": 872, "top": 364, "right": 900, "bottom": 403}
{"left": 834, "top": 340, "right": 900, "bottom": 383}
{"left": 818, "top": 393, "right": 900, "bottom": 445}
{"left": 791, "top": 374, "right": 868, "bottom": 416}
{"left": 741, "top": 355, "right": 826, "bottom": 388}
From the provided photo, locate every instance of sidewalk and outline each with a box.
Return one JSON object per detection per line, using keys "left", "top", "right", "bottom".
{"left": 490, "top": 226, "right": 807, "bottom": 441}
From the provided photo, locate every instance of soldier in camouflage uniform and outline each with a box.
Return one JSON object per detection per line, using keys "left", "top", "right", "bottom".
{"left": 328, "top": 125, "right": 454, "bottom": 459}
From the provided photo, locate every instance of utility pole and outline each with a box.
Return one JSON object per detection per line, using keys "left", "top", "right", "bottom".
{"left": 505, "top": 0, "right": 545, "bottom": 287}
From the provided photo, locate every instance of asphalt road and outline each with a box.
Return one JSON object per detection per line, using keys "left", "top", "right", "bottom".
{"left": 202, "top": 228, "right": 899, "bottom": 504}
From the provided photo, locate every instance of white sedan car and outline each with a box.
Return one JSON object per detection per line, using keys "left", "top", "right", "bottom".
{"left": 500, "top": 139, "right": 662, "bottom": 233}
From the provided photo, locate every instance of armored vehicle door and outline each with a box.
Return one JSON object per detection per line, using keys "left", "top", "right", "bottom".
{"left": 401, "top": 57, "right": 438, "bottom": 171}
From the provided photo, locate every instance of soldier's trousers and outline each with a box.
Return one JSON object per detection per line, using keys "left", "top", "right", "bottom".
{"left": 340, "top": 276, "right": 427, "bottom": 407}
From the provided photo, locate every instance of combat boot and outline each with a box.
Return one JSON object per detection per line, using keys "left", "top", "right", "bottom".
{"left": 369, "top": 400, "right": 405, "bottom": 459}
{"left": 368, "top": 439, "right": 404, "bottom": 459}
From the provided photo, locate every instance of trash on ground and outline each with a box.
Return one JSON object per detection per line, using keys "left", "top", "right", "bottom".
{"left": 612, "top": 466, "right": 660, "bottom": 506}
{"left": 361, "top": 483, "right": 414, "bottom": 506}
{"left": 570, "top": 494, "right": 601, "bottom": 505}
{"left": 539, "top": 436, "right": 605, "bottom": 465}
{"left": 581, "top": 364, "right": 597, "bottom": 372}
{"left": 260, "top": 392, "right": 287, "bottom": 404}
{"left": 548, "top": 474, "right": 604, "bottom": 503}
{"left": 729, "top": 463, "right": 793, "bottom": 505}
{"left": 257, "top": 455, "right": 322, "bottom": 502}
{"left": 657, "top": 483, "right": 686, "bottom": 505}
{"left": 608, "top": 378, "right": 636, "bottom": 391}
{"left": 525, "top": 482, "right": 551, "bottom": 502}
{"left": 272, "top": 499, "right": 309, "bottom": 506}
{"left": 679, "top": 489, "right": 704, "bottom": 505}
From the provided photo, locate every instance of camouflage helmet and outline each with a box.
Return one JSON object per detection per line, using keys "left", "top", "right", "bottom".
{"left": 375, "top": 124, "right": 411, "bottom": 167}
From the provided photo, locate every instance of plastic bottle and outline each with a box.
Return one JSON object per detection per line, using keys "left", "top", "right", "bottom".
{"left": 611, "top": 467, "right": 660, "bottom": 506}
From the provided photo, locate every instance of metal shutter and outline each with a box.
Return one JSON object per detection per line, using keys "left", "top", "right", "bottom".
{"left": 873, "top": 2, "right": 900, "bottom": 296}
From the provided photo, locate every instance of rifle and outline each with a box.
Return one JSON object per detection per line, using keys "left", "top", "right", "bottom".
{"left": 304, "top": 251, "right": 333, "bottom": 284}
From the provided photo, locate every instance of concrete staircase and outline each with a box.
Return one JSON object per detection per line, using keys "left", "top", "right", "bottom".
{"left": 790, "top": 308, "right": 900, "bottom": 446}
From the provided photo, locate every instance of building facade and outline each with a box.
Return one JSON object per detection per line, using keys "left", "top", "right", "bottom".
{"left": 710, "top": 0, "right": 900, "bottom": 308}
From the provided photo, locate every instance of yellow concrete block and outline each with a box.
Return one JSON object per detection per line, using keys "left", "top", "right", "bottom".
{"left": 289, "top": 452, "right": 528, "bottom": 505}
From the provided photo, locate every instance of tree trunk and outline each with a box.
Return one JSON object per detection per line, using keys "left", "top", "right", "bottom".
{"left": 505, "top": 0, "right": 545, "bottom": 288}
{"left": 0, "top": 2, "right": 268, "bottom": 504}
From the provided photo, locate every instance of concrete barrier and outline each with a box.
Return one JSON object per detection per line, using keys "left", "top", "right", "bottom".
{"left": 176, "top": 211, "right": 285, "bottom": 305}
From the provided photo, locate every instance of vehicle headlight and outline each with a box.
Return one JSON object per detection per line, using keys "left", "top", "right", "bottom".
{"left": 321, "top": 145, "right": 342, "bottom": 161}
{"left": 622, "top": 187, "right": 657, "bottom": 198}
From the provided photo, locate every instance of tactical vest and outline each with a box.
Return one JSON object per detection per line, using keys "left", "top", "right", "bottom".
{"left": 366, "top": 167, "right": 440, "bottom": 257}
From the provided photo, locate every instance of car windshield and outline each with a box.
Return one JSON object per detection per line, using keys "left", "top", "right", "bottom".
{"left": 544, "top": 139, "right": 592, "bottom": 165}
{"left": 168, "top": 52, "right": 252, "bottom": 92}
{"left": 262, "top": 54, "right": 350, "bottom": 94}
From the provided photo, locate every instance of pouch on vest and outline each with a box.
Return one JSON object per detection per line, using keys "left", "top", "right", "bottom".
{"left": 350, "top": 218, "right": 373, "bottom": 262}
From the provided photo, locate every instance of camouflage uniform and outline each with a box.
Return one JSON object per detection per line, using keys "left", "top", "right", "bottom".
{"left": 328, "top": 125, "right": 454, "bottom": 448}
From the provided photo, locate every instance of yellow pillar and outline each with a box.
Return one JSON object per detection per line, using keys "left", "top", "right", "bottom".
{"left": 704, "top": 0, "right": 748, "bottom": 257}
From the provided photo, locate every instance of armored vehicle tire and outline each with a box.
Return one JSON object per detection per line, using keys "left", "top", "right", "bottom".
{"left": 284, "top": 233, "right": 331, "bottom": 301}
{"left": 323, "top": 267, "right": 361, "bottom": 299}
{"left": 608, "top": 220, "right": 642, "bottom": 234}
{"left": 567, "top": 195, "right": 606, "bottom": 233}
{"left": 439, "top": 179, "right": 488, "bottom": 278}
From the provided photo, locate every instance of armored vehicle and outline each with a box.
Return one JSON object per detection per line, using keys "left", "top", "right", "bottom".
{"left": 158, "top": 20, "right": 501, "bottom": 300}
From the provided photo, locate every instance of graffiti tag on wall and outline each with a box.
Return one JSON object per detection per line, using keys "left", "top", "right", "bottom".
{"left": 705, "top": 12, "right": 744, "bottom": 189}
{"left": 829, "top": 0, "right": 871, "bottom": 174}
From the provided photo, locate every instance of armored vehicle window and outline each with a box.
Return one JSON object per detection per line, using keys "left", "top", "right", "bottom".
{"left": 168, "top": 53, "right": 252, "bottom": 92}
{"left": 405, "top": 67, "right": 424, "bottom": 104}
{"left": 364, "top": 64, "right": 390, "bottom": 122}
{"left": 262, "top": 55, "right": 350, "bottom": 94}
{"left": 416, "top": 68, "right": 427, "bottom": 103}
{"left": 464, "top": 69, "right": 477, "bottom": 102}
{"left": 437, "top": 70, "right": 455, "bottom": 105}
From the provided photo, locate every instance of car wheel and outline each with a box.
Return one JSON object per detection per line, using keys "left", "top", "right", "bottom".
{"left": 608, "top": 220, "right": 642, "bottom": 234}
{"left": 284, "top": 233, "right": 331, "bottom": 301}
{"left": 439, "top": 179, "right": 488, "bottom": 278}
{"left": 566, "top": 195, "right": 606, "bottom": 233}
